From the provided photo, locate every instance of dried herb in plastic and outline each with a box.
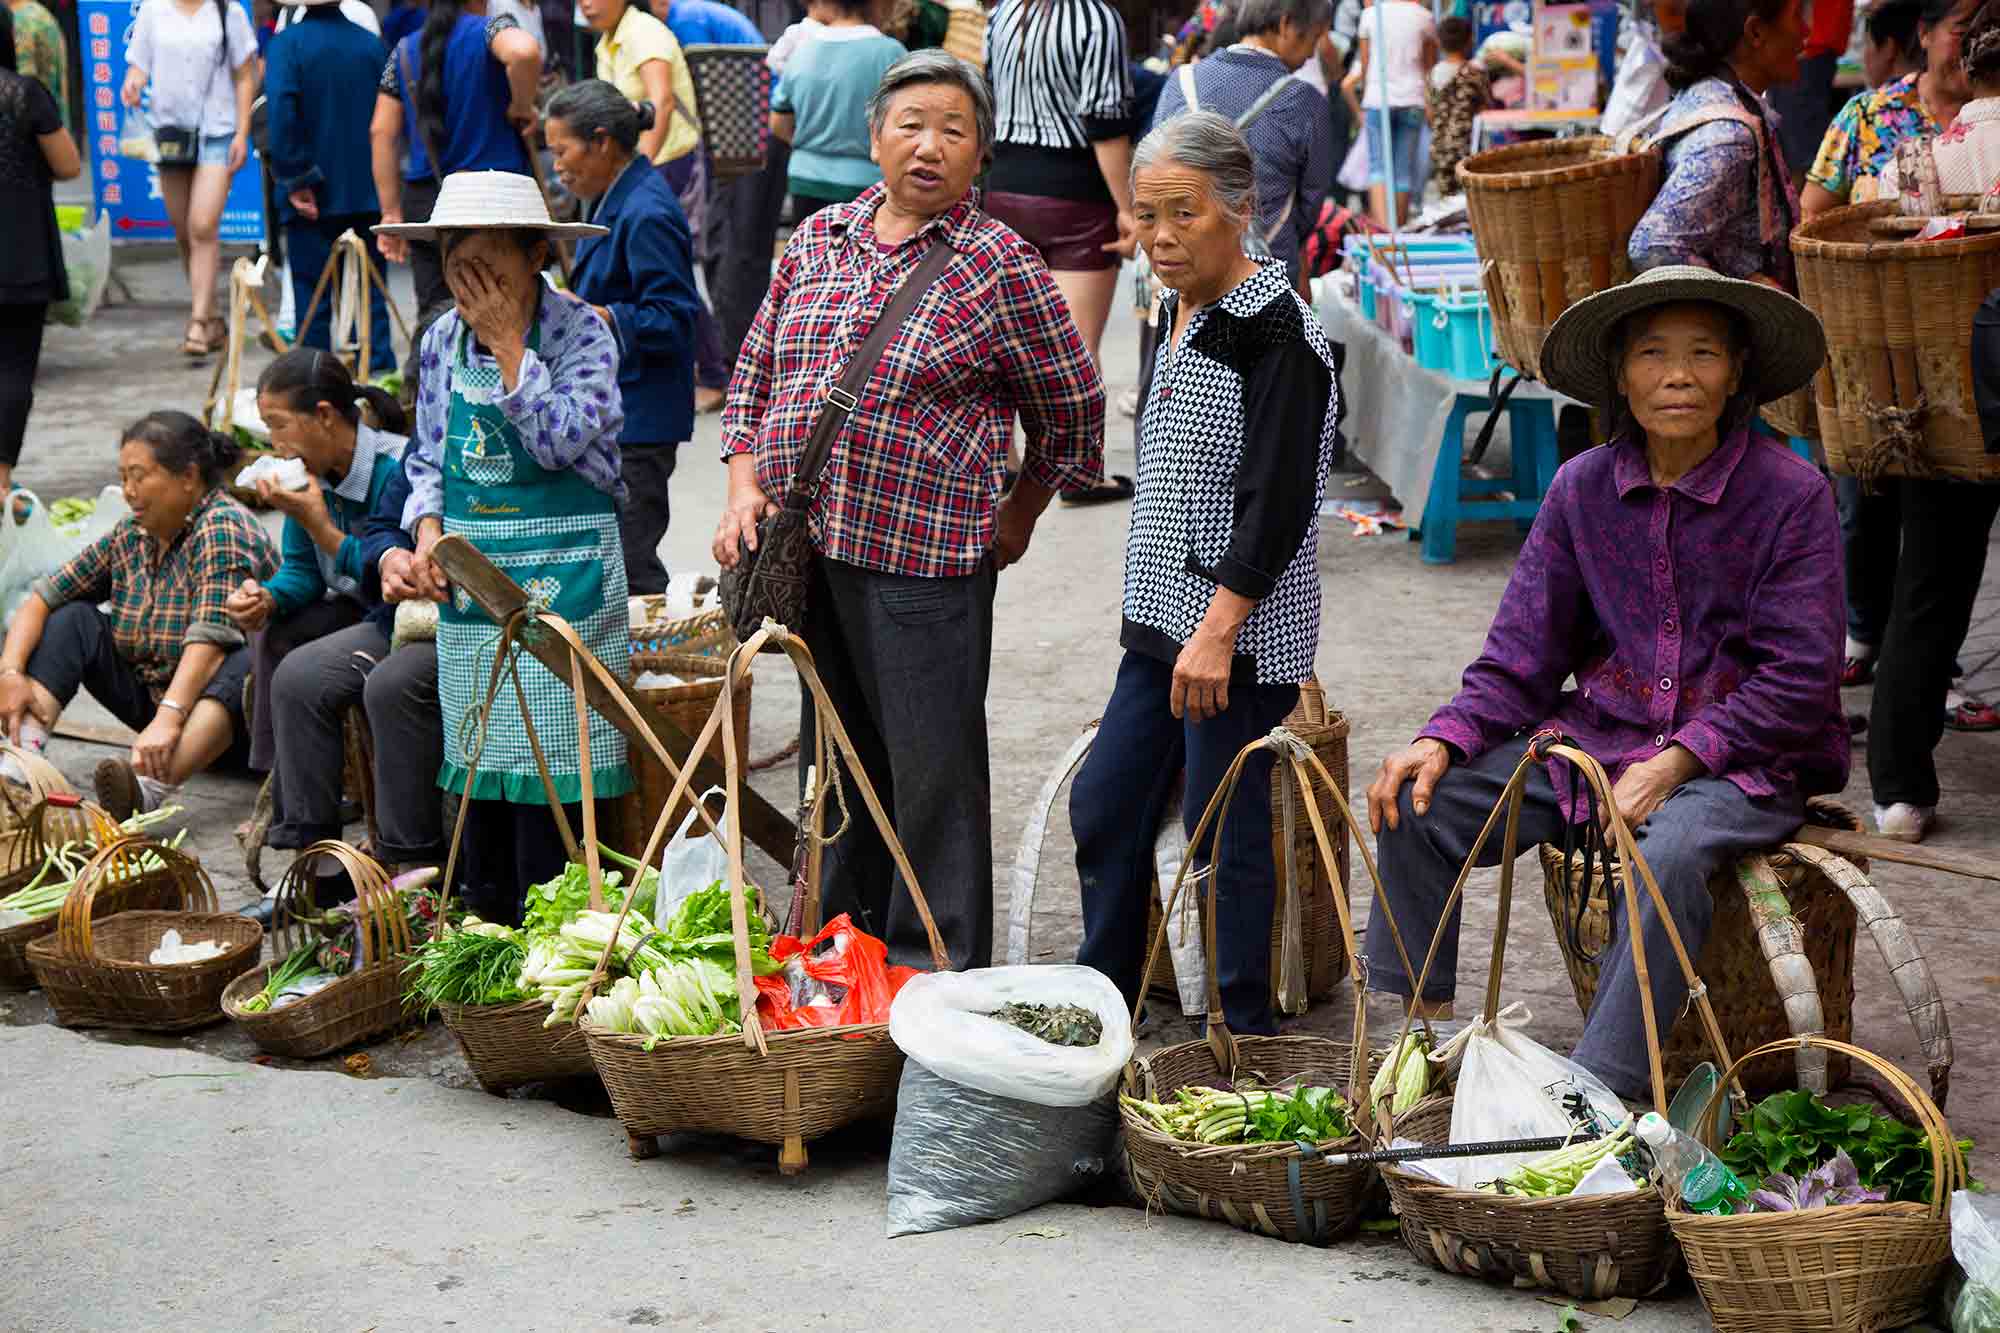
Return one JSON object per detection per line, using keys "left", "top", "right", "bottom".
{"left": 986, "top": 1002, "right": 1104, "bottom": 1047}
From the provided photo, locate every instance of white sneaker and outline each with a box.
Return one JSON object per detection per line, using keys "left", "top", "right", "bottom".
{"left": 1873, "top": 802, "right": 1936, "bottom": 843}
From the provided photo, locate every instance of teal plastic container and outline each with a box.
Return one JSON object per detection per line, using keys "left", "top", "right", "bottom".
{"left": 1408, "top": 288, "right": 1500, "bottom": 380}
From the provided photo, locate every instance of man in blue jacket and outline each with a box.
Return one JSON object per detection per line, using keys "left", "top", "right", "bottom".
{"left": 264, "top": 0, "right": 397, "bottom": 374}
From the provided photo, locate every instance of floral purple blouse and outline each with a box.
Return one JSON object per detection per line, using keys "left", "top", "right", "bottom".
{"left": 1628, "top": 77, "right": 1796, "bottom": 288}
{"left": 402, "top": 285, "right": 627, "bottom": 530}
{"left": 1420, "top": 426, "right": 1848, "bottom": 820}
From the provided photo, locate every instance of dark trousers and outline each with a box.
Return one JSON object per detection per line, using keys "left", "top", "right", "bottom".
{"left": 618, "top": 444, "right": 678, "bottom": 595}
{"left": 1071, "top": 650, "right": 1299, "bottom": 1036}
{"left": 266, "top": 618, "right": 389, "bottom": 848}
{"left": 1836, "top": 474, "right": 1899, "bottom": 645}
{"left": 1868, "top": 479, "right": 2000, "bottom": 806}
{"left": 286, "top": 213, "right": 398, "bottom": 376}
{"left": 0, "top": 301, "right": 49, "bottom": 469}
{"left": 455, "top": 795, "right": 583, "bottom": 928}
{"left": 26, "top": 602, "right": 253, "bottom": 763}
{"left": 802, "top": 555, "right": 997, "bottom": 970}
{"left": 362, "top": 639, "right": 446, "bottom": 865}
{"left": 711, "top": 139, "right": 790, "bottom": 372}
{"left": 1364, "top": 734, "right": 1805, "bottom": 1097}
{"left": 1768, "top": 52, "right": 1840, "bottom": 177}
{"left": 250, "top": 598, "right": 364, "bottom": 773}
{"left": 400, "top": 176, "right": 450, "bottom": 331}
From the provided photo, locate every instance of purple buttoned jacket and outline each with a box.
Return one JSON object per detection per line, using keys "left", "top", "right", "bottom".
{"left": 1421, "top": 426, "right": 1849, "bottom": 819}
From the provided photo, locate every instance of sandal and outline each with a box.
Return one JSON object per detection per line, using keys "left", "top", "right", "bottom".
{"left": 206, "top": 316, "right": 227, "bottom": 349}
{"left": 1947, "top": 698, "right": 2000, "bottom": 731}
{"left": 180, "top": 318, "right": 212, "bottom": 358}
{"left": 1059, "top": 474, "right": 1136, "bottom": 507}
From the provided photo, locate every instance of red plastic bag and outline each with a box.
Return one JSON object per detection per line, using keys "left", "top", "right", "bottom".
{"left": 754, "top": 913, "right": 923, "bottom": 1030}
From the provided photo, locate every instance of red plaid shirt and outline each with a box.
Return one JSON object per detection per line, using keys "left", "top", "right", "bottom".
{"left": 722, "top": 186, "right": 1105, "bottom": 579}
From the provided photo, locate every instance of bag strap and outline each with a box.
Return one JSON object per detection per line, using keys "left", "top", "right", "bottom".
{"left": 780, "top": 238, "right": 958, "bottom": 507}
{"left": 400, "top": 39, "right": 448, "bottom": 181}
{"left": 1235, "top": 73, "right": 1290, "bottom": 131}
{"left": 1178, "top": 63, "right": 1200, "bottom": 115}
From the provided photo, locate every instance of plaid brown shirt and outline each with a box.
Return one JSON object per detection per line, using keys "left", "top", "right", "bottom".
{"left": 36, "top": 488, "right": 279, "bottom": 692}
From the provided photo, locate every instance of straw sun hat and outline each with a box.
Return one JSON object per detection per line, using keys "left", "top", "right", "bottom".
{"left": 1538, "top": 265, "right": 1826, "bottom": 409}
{"left": 373, "top": 171, "right": 606, "bottom": 242}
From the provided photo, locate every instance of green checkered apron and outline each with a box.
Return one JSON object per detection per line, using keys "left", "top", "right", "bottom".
{"left": 436, "top": 324, "right": 632, "bottom": 804}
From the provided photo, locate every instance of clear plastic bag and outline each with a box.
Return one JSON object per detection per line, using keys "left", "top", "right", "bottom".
{"left": 1437, "top": 1002, "right": 1629, "bottom": 1190}
{"left": 118, "top": 106, "right": 161, "bottom": 164}
{"left": 0, "top": 488, "right": 126, "bottom": 621}
{"left": 885, "top": 965, "right": 1132, "bottom": 1235}
{"left": 1953, "top": 1189, "right": 2000, "bottom": 1332}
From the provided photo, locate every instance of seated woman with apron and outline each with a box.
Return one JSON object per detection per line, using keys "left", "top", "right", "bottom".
{"left": 377, "top": 170, "right": 631, "bottom": 926}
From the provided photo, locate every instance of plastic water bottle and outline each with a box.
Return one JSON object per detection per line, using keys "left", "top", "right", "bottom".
{"left": 1636, "top": 1112, "right": 1750, "bottom": 1215}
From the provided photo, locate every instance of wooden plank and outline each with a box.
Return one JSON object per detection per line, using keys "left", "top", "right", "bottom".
{"left": 51, "top": 719, "right": 137, "bottom": 748}
{"left": 1794, "top": 824, "right": 2000, "bottom": 884}
{"left": 427, "top": 534, "right": 798, "bottom": 863}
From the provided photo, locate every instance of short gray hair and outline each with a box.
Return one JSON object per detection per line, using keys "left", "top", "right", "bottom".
{"left": 866, "top": 49, "right": 996, "bottom": 158}
{"left": 1233, "top": 0, "right": 1331, "bottom": 35}
{"left": 1131, "top": 111, "right": 1259, "bottom": 220}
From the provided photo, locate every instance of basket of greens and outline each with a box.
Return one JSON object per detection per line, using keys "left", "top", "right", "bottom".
{"left": 0, "top": 797, "right": 177, "bottom": 988}
{"left": 221, "top": 843, "right": 419, "bottom": 1058}
{"left": 1667, "top": 1037, "right": 1966, "bottom": 1333}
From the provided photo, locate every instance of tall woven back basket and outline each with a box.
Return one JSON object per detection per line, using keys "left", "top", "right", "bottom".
{"left": 683, "top": 45, "right": 772, "bottom": 183}
{"left": 1792, "top": 197, "right": 2000, "bottom": 484}
{"left": 1457, "top": 137, "right": 1662, "bottom": 379}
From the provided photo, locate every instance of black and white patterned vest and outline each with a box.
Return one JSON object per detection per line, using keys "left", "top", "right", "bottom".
{"left": 1121, "top": 262, "right": 1339, "bottom": 686}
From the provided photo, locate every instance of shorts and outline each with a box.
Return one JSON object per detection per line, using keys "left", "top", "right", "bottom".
{"left": 985, "top": 191, "right": 1122, "bottom": 272}
{"left": 1363, "top": 106, "right": 1426, "bottom": 191}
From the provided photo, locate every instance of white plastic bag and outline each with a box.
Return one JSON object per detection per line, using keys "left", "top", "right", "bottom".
{"left": 885, "top": 965, "right": 1134, "bottom": 1235}
{"left": 50, "top": 213, "right": 112, "bottom": 329}
{"left": 1953, "top": 1189, "right": 2000, "bottom": 1331}
{"left": 655, "top": 786, "right": 728, "bottom": 926}
{"left": 1338, "top": 130, "right": 1371, "bottom": 195}
{"left": 118, "top": 105, "right": 160, "bottom": 163}
{"left": 0, "top": 489, "right": 117, "bottom": 622}
{"left": 1437, "top": 1002, "right": 1629, "bottom": 1190}
{"left": 1600, "top": 30, "right": 1669, "bottom": 140}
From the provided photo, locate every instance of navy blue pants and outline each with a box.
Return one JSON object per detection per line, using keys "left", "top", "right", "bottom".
{"left": 286, "top": 213, "right": 397, "bottom": 377}
{"left": 1072, "top": 650, "right": 1299, "bottom": 1035}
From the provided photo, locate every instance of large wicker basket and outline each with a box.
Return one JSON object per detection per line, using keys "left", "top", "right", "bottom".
{"left": 1144, "top": 681, "right": 1351, "bottom": 1011}
{"left": 617, "top": 646, "right": 752, "bottom": 848}
{"left": 1380, "top": 1094, "right": 1679, "bottom": 1300}
{"left": 25, "top": 838, "right": 261, "bottom": 1031}
{"left": 682, "top": 45, "right": 771, "bottom": 182}
{"left": 221, "top": 842, "right": 413, "bottom": 1058}
{"left": 0, "top": 744, "right": 73, "bottom": 833}
{"left": 1668, "top": 1037, "right": 1963, "bottom": 1333}
{"left": 1539, "top": 797, "right": 1865, "bottom": 1098}
{"left": 1793, "top": 197, "right": 2000, "bottom": 484}
{"left": 0, "top": 796, "right": 127, "bottom": 989}
{"left": 1458, "top": 136, "right": 1662, "bottom": 379}
{"left": 441, "top": 997, "right": 596, "bottom": 1092}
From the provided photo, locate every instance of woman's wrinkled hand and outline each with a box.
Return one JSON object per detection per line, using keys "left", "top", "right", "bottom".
{"left": 448, "top": 256, "right": 527, "bottom": 352}
{"left": 1367, "top": 738, "right": 1453, "bottom": 834}
{"left": 0, "top": 673, "right": 35, "bottom": 744}
{"left": 713, "top": 482, "right": 777, "bottom": 569}
{"left": 131, "top": 712, "right": 182, "bottom": 781}
{"left": 223, "top": 578, "right": 273, "bottom": 632}
{"left": 1170, "top": 627, "right": 1234, "bottom": 724}
{"left": 377, "top": 211, "right": 409, "bottom": 265}
{"left": 410, "top": 520, "right": 451, "bottom": 603}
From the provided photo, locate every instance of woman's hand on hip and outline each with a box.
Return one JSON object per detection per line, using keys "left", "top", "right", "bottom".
{"left": 1367, "top": 738, "right": 1452, "bottom": 835}
{"left": 1170, "top": 627, "right": 1235, "bottom": 724}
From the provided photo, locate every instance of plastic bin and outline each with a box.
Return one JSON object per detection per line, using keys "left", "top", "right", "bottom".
{"left": 1408, "top": 289, "right": 1501, "bottom": 380}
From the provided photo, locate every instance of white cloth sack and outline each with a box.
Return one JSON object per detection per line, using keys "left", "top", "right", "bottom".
{"left": 885, "top": 965, "right": 1133, "bottom": 1235}
{"left": 1339, "top": 130, "right": 1372, "bottom": 194}
{"left": 1436, "top": 1001, "right": 1629, "bottom": 1190}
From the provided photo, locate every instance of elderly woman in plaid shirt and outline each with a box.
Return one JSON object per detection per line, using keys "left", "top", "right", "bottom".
{"left": 714, "top": 50, "right": 1107, "bottom": 970}
{"left": 0, "top": 412, "right": 278, "bottom": 817}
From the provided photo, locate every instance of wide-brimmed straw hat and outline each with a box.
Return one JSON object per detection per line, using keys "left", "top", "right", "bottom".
{"left": 1538, "top": 265, "right": 1826, "bottom": 408}
{"left": 373, "top": 171, "right": 606, "bottom": 242}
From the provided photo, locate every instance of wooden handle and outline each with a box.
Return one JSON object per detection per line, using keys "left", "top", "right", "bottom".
{"left": 1692, "top": 1036, "right": 1963, "bottom": 1218}
{"left": 52, "top": 836, "right": 213, "bottom": 960}
{"left": 273, "top": 841, "right": 402, "bottom": 965}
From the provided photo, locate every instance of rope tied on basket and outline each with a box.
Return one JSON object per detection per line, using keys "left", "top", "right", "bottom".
{"left": 1855, "top": 395, "right": 1933, "bottom": 494}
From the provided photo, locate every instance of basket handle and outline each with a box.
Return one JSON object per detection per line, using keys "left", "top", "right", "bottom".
{"left": 51, "top": 835, "right": 214, "bottom": 960}
{"left": 1688, "top": 1035, "right": 1964, "bottom": 1218}
{"left": 0, "top": 743, "right": 72, "bottom": 824}
{"left": 21, "top": 794, "right": 121, "bottom": 869}
{"left": 272, "top": 841, "right": 402, "bottom": 965}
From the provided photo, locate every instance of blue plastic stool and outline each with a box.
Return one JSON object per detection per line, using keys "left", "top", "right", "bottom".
{"left": 1417, "top": 392, "right": 1561, "bottom": 564}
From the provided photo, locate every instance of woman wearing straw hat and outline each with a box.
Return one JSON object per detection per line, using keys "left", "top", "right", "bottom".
{"left": 1362, "top": 267, "right": 1847, "bottom": 1099}
{"left": 376, "top": 171, "right": 631, "bottom": 927}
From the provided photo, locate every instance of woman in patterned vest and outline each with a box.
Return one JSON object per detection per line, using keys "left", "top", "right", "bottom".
{"left": 1070, "top": 111, "right": 1340, "bottom": 1036}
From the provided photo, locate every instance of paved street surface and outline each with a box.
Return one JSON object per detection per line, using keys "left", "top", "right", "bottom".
{"left": 3, "top": 249, "right": 1994, "bottom": 1331}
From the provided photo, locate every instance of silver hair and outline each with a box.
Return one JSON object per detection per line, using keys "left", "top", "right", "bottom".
{"left": 1232, "top": 0, "right": 1330, "bottom": 35}
{"left": 1130, "top": 111, "right": 1259, "bottom": 221}
{"left": 866, "top": 49, "right": 997, "bottom": 159}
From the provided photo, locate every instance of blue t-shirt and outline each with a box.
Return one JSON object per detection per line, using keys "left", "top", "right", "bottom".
{"left": 771, "top": 29, "right": 906, "bottom": 197}
{"left": 662, "top": 0, "right": 762, "bottom": 46}
{"left": 384, "top": 14, "right": 530, "bottom": 182}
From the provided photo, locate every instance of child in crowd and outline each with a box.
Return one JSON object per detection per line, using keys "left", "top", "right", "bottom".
{"left": 1428, "top": 16, "right": 1488, "bottom": 192}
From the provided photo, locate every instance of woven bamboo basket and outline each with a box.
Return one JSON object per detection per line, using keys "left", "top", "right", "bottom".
{"left": 682, "top": 45, "right": 772, "bottom": 182}
{"left": 1458, "top": 136, "right": 1662, "bottom": 379}
{"left": 619, "top": 646, "right": 752, "bottom": 842}
{"left": 1121, "top": 730, "right": 1410, "bottom": 1245}
{"left": 578, "top": 623, "right": 951, "bottom": 1173}
{"left": 441, "top": 997, "right": 596, "bottom": 1092}
{"left": 221, "top": 842, "right": 413, "bottom": 1058}
{"left": 25, "top": 837, "right": 261, "bottom": 1030}
{"left": 0, "top": 795, "right": 127, "bottom": 989}
{"left": 0, "top": 744, "right": 73, "bottom": 833}
{"left": 1793, "top": 197, "right": 2000, "bottom": 484}
{"left": 1377, "top": 736, "right": 1724, "bottom": 1297}
{"left": 1381, "top": 1094, "right": 1680, "bottom": 1300}
{"left": 1145, "top": 680, "right": 1351, "bottom": 1009}
{"left": 1540, "top": 798, "right": 1864, "bottom": 1098}
{"left": 1668, "top": 1037, "right": 1963, "bottom": 1333}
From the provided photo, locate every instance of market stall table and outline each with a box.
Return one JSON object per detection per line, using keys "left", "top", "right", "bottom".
{"left": 1469, "top": 107, "right": 1600, "bottom": 155}
{"left": 1318, "top": 284, "right": 1581, "bottom": 564}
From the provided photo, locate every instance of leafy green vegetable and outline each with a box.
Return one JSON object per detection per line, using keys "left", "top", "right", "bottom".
{"left": 518, "top": 856, "right": 657, "bottom": 941}
{"left": 403, "top": 926, "right": 530, "bottom": 1007}
{"left": 656, "top": 881, "right": 782, "bottom": 974}
{"left": 239, "top": 942, "right": 323, "bottom": 1014}
{"left": 1718, "top": 1089, "right": 1971, "bottom": 1205}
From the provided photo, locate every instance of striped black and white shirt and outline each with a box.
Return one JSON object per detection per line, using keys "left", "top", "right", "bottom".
{"left": 985, "top": 0, "right": 1133, "bottom": 151}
